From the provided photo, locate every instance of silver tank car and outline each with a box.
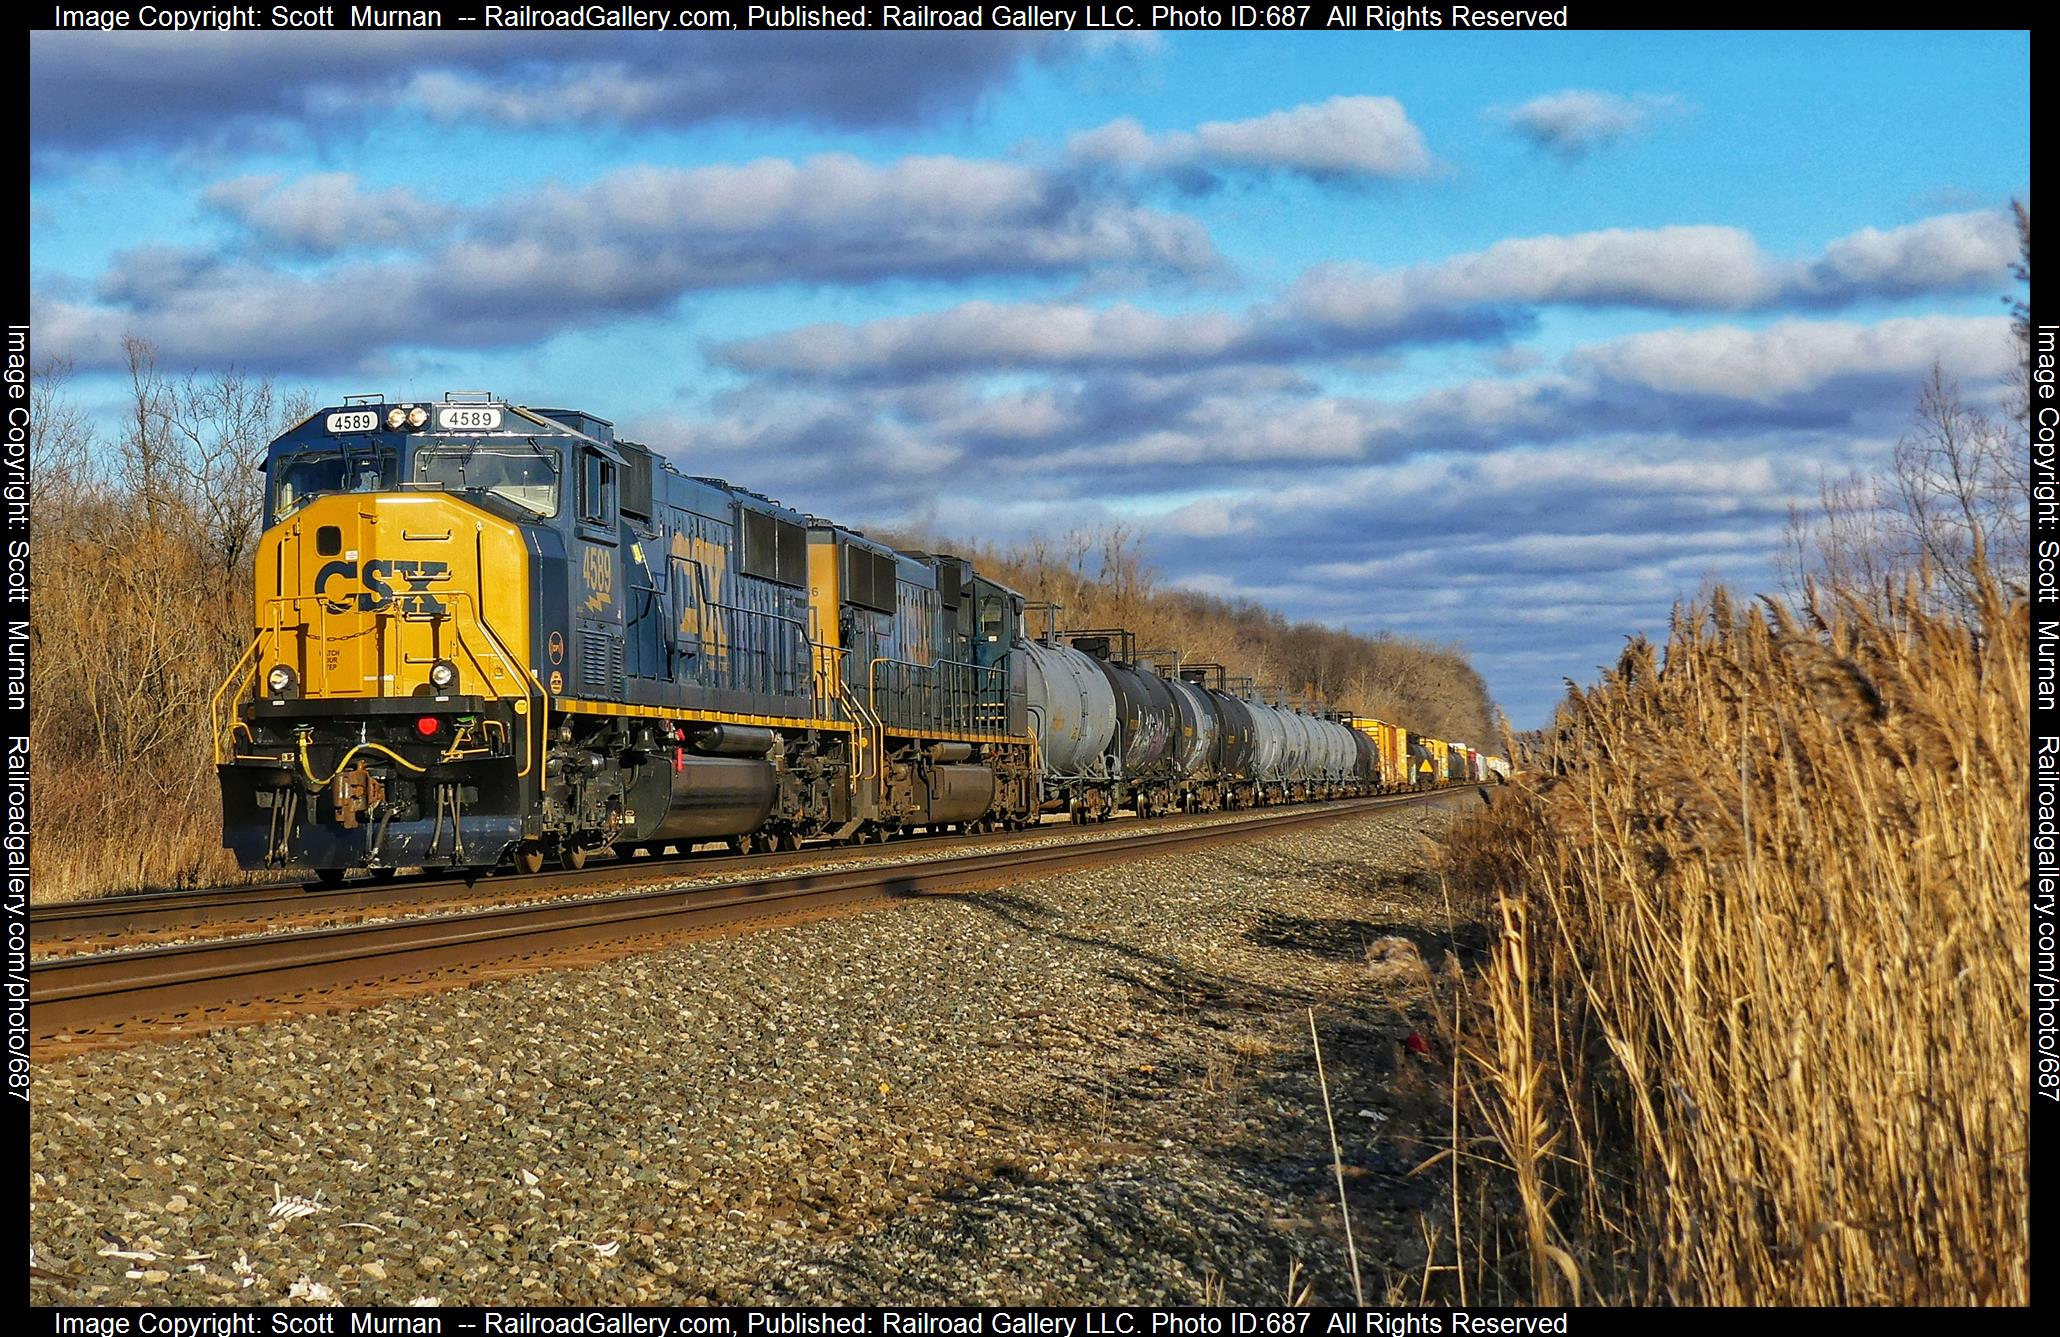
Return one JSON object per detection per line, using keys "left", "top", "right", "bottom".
{"left": 1246, "top": 700, "right": 1289, "bottom": 780}
{"left": 1311, "top": 717, "right": 1352, "bottom": 780}
{"left": 1335, "top": 720, "right": 1361, "bottom": 778}
{"left": 1163, "top": 675, "right": 1219, "bottom": 777}
{"left": 1019, "top": 639, "right": 1119, "bottom": 777}
{"left": 1281, "top": 710, "right": 1313, "bottom": 782}
{"left": 1305, "top": 712, "right": 1331, "bottom": 781}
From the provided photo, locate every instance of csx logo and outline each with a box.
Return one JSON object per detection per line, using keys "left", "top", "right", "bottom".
{"left": 315, "top": 559, "right": 451, "bottom": 614}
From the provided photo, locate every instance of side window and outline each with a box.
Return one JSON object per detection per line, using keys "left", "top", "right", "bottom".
{"left": 580, "top": 451, "right": 617, "bottom": 526}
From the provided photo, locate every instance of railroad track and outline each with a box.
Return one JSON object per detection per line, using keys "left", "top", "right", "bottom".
{"left": 30, "top": 790, "right": 1455, "bottom": 1046}
{"left": 30, "top": 793, "right": 1457, "bottom": 953}
{"left": 30, "top": 822, "right": 1046, "bottom": 952}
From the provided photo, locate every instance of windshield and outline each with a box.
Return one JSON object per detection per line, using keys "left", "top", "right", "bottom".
{"left": 413, "top": 441, "right": 560, "bottom": 517}
{"left": 273, "top": 448, "right": 397, "bottom": 520}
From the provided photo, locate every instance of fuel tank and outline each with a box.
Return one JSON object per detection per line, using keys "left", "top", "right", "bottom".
{"left": 1019, "top": 639, "right": 1118, "bottom": 777}
{"left": 1163, "top": 675, "right": 1219, "bottom": 778}
{"left": 645, "top": 754, "right": 778, "bottom": 840}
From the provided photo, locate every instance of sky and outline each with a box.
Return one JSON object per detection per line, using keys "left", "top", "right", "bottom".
{"left": 28, "top": 28, "right": 2031, "bottom": 726}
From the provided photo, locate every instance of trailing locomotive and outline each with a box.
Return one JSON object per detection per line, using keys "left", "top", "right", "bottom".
{"left": 215, "top": 393, "right": 1500, "bottom": 883}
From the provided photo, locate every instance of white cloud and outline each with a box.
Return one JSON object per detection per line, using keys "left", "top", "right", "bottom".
{"left": 203, "top": 173, "right": 451, "bottom": 256}
{"left": 47, "top": 155, "right": 1222, "bottom": 372}
{"left": 1572, "top": 315, "right": 2016, "bottom": 402}
{"left": 721, "top": 210, "right": 2021, "bottom": 381}
{"left": 1791, "top": 209, "right": 2023, "bottom": 303}
{"left": 1069, "top": 95, "right": 1434, "bottom": 181}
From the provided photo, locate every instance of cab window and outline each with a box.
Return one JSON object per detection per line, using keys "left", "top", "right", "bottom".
{"left": 580, "top": 451, "right": 617, "bottom": 526}
{"left": 272, "top": 448, "right": 395, "bottom": 520}
{"left": 412, "top": 443, "right": 559, "bottom": 517}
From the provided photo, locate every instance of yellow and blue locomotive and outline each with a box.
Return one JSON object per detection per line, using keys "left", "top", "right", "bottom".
{"left": 215, "top": 394, "right": 1036, "bottom": 883}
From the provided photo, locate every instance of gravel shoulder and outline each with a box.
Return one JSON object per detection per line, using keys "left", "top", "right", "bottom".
{"left": 30, "top": 792, "right": 1489, "bottom": 1307}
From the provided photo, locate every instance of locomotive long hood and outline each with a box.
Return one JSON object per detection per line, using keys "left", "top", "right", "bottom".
{"left": 253, "top": 491, "right": 535, "bottom": 704}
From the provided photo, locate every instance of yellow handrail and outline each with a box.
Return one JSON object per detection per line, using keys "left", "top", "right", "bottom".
{"left": 209, "top": 635, "right": 266, "bottom": 765}
{"left": 837, "top": 676, "right": 883, "bottom": 784}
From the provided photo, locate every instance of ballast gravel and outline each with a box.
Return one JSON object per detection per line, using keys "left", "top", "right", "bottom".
{"left": 29, "top": 793, "right": 1489, "bottom": 1307}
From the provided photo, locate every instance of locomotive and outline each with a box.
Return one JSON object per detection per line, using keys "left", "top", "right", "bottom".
{"left": 214, "top": 394, "right": 1497, "bottom": 883}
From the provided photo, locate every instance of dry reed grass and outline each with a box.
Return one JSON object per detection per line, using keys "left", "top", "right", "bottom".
{"left": 1438, "top": 573, "right": 2029, "bottom": 1304}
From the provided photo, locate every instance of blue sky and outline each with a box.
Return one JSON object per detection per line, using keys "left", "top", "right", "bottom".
{"left": 29, "top": 29, "right": 2030, "bottom": 725}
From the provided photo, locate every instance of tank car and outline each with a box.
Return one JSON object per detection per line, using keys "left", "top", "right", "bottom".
{"left": 1160, "top": 670, "right": 1221, "bottom": 812}
{"left": 1016, "top": 626, "right": 1185, "bottom": 821}
{"left": 1242, "top": 696, "right": 1290, "bottom": 803}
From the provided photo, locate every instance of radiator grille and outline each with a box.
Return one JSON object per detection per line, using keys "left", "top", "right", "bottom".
{"left": 579, "top": 625, "right": 624, "bottom": 695}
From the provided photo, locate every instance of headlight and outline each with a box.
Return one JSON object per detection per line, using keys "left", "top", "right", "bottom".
{"left": 386, "top": 406, "right": 408, "bottom": 430}
{"left": 428, "top": 659, "right": 458, "bottom": 691}
{"left": 407, "top": 405, "right": 429, "bottom": 429}
{"left": 266, "top": 665, "right": 298, "bottom": 697}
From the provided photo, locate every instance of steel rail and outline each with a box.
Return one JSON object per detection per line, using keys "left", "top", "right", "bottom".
{"left": 29, "top": 792, "right": 1448, "bottom": 946}
{"left": 30, "top": 791, "right": 1454, "bottom": 1040}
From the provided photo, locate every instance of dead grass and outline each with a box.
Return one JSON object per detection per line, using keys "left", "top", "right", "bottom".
{"left": 1438, "top": 574, "right": 2029, "bottom": 1304}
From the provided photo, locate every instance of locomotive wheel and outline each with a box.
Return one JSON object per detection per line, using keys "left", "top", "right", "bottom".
{"left": 312, "top": 867, "right": 346, "bottom": 890}
{"left": 561, "top": 844, "right": 587, "bottom": 871}
{"left": 513, "top": 843, "right": 545, "bottom": 876}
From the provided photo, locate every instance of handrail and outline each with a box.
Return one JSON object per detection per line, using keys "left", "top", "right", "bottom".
{"left": 867, "top": 655, "right": 1011, "bottom": 737}
{"left": 684, "top": 597, "right": 814, "bottom": 700}
{"left": 838, "top": 677, "right": 883, "bottom": 785}
{"left": 209, "top": 636, "right": 266, "bottom": 765}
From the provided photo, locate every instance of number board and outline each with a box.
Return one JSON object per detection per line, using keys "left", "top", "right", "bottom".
{"left": 437, "top": 406, "right": 503, "bottom": 431}
{"left": 325, "top": 410, "right": 380, "bottom": 434}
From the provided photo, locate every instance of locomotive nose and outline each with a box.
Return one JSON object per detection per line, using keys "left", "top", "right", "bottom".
{"left": 260, "top": 492, "right": 523, "bottom": 704}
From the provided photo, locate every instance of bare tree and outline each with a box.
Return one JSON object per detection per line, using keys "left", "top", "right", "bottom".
{"left": 1889, "top": 362, "right": 2028, "bottom": 610}
{"left": 160, "top": 369, "right": 312, "bottom": 574}
{"left": 28, "top": 355, "right": 97, "bottom": 497}
{"left": 120, "top": 334, "right": 177, "bottom": 527}
{"left": 1784, "top": 200, "right": 2030, "bottom": 615}
{"left": 1780, "top": 468, "right": 1902, "bottom": 601}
